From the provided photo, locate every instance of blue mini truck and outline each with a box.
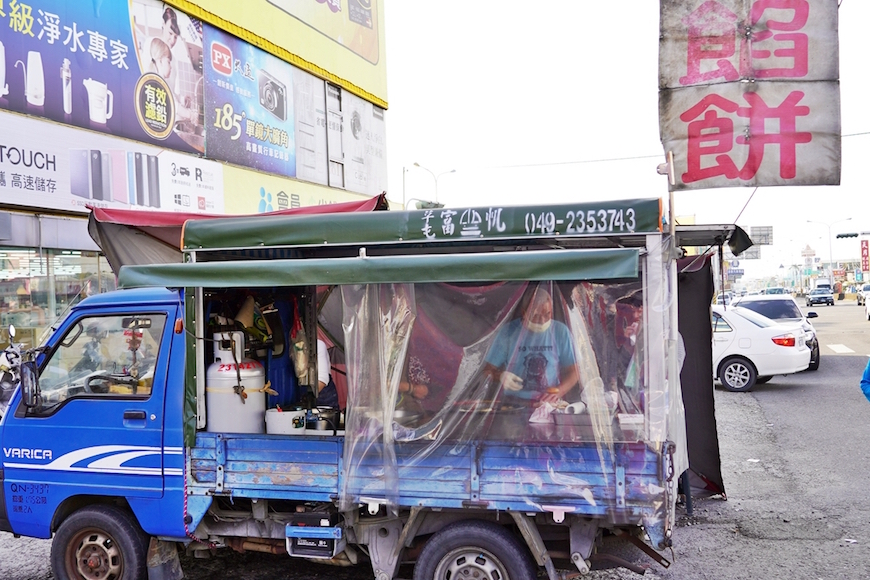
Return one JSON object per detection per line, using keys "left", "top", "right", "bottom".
{"left": 4, "top": 198, "right": 688, "bottom": 580}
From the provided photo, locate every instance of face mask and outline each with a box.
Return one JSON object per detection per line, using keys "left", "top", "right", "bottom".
{"left": 524, "top": 319, "right": 552, "bottom": 333}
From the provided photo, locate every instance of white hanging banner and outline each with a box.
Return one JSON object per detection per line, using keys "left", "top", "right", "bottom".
{"left": 659, "top": 0, "right": 840, "bottom": 191}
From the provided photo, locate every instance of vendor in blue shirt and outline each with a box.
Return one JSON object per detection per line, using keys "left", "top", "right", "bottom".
{"left": 485, "top": 287, "right": 580, "bottom": 405}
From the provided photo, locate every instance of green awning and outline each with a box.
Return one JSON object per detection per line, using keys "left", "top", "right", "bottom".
{"left": 181, "top": 198, "right": 662, "bottom": 251}
{"left": 119, "top": 248, "right": 640, "bottom": 288}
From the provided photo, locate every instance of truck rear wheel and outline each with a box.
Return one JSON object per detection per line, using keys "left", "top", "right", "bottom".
{"left": 413, "top": 520, "right": 536, "bottom": 580}
{"left": 50, "top": 504, "right": 149, "bottom": 580}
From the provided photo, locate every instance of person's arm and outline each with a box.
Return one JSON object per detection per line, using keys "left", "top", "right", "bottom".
{"left": 860, "top": 359, "right": 870, "bottom": 403}
{"left": 540, "top": 323, "right": 580, "bottom": 403}
{"left": 540, "top": 363, "right": 579, "bottom": 403}
{"left": 316, "top": 340, "right": 330, "bottom": 393}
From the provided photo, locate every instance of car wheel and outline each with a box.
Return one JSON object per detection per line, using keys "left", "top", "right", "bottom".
{"left": 756, "top": 376, "right": 773, "bottom": 384}
{"left": 413, "top": 520, "right": 537, "bottom": 580}
{"left": 718, "top": 357, "right": 757, "bottom": 392}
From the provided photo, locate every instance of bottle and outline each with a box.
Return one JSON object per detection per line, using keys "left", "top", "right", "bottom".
{"left": 61, "top": 58, "right": 71, "bottom": 115}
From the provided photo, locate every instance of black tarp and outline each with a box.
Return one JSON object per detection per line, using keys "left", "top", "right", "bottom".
{"left": 678, "top": 253, "right": 725, "bottom": 497}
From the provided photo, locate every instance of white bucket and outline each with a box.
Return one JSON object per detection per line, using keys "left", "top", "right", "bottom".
{"left": 266, "top": 408, "right": 307, "bottom": 435}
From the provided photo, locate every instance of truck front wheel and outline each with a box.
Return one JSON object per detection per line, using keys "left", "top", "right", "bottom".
{"left": 50, "top": 504, "right": 149, "bottom": 580}
{"left": 413, "top": 520, "right": 537, "bottom": 580}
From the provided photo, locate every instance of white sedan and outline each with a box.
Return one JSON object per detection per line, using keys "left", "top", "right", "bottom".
{"left": 712, "top": 305, "right": 811, "bottom": 392}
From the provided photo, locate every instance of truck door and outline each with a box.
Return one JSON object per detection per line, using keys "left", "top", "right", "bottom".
{"left": 3, "top": 309, "right": 172, "bottom": 532}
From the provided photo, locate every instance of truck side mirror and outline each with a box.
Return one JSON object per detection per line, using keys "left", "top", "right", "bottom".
{"left": 20, "top": 361, "right": 39, "bottom": 408}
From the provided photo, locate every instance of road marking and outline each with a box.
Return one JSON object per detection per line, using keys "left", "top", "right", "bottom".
{"left": 827, "top": 344, "right": 855, "bottom": 354}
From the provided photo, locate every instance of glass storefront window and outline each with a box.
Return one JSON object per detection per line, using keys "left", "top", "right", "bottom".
{"left": 0, "top": 248, "right": 116, "bottom": 349}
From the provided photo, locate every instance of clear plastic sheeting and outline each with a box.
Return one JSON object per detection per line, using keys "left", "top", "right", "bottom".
{"left": 338, "top": 271, "right": 684, "bottom": 534}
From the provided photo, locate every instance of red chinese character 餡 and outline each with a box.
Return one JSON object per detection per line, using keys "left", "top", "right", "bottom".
{"left": 679, "top": 0, "right": 810, "bottom": 86}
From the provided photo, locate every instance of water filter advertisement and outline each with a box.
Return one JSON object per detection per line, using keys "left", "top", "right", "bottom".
{"left": 0, "top": 0, "right": 204, "bottom": 154}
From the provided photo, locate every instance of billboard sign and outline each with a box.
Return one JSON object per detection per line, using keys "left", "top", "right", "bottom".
{"left": 750, "top": 226, "right": 773, "bottom": 246}
{"left": 659, "top": 0, "right": 840, "bottom": 190}
{"left": 165, "top": 0, "right": 387, "bottom": 106}
{"left": 0, "top": 110, "right": 223, "bottom": 214}
{"left": 341, "top": 90, "right": 386, "bottom": 195}
{"left": 0, "top": 0, "right": 205, "bottom": 154}
{"left": 222, "top": 165, "right": 368, "bottom": 214}
{"left": 203, "top": 25, "right": 296, "bottom": 177}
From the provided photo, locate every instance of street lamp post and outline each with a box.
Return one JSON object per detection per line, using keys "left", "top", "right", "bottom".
{"left": 402, "top": 166, "right": 407, "bottom": 208}
{"left": 808, "top": 217, "right": 852, "bottom": 283}
{"left": 413, "top": 162, "right": 455, "bottom": 204}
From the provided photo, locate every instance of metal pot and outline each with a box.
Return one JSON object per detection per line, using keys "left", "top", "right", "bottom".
{"left": 307, "top": 408, "right": 339, "bottom": 431}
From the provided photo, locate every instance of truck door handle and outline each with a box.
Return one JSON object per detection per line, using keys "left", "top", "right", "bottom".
{"left": 123, "top": 411, "right": 146, "bottom": 420}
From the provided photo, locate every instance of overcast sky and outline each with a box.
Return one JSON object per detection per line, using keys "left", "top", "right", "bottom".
{"left": 382, "top": 2, "right": 868, "bottom": 282}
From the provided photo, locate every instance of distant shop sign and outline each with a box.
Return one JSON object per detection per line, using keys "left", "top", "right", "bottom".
{"left": 862, "top": 240, "right": 869, "bottom": 272}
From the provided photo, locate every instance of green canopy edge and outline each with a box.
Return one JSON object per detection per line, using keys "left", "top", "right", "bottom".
{"left": 120, "top": 248, "right": 640, "bottom": 289}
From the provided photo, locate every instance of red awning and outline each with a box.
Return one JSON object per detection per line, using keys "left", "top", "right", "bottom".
{"left": 89, "top": 193, "right": 387, "bottom": 227}
{"left": 88, "top": 193, "right": 388, "bottom": 272}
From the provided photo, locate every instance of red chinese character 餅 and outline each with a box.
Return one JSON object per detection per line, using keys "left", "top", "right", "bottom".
{"left": 679, "top": 91, "right": 811, "bottom": 183}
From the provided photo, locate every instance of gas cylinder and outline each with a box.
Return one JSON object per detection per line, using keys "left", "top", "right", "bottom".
{"left": 206, "top": 331, "right": 266, "bottom": 433}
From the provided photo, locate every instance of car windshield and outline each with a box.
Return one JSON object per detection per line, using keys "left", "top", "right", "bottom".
{"left": 729, "top": 306, "right": 777, "bottom": 328}
{"left": 810, "top": 289, "right": 827, "bottom": 295}
{"left": 736, "top": 299, "right": 802, "bottom": 320}
{"left": 765, "top": 288, "right": 786, "bottom": 294}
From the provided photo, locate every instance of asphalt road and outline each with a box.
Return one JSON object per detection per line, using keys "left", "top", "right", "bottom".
{"left": 2, "top": 298, "right": 869, "bottom": 579}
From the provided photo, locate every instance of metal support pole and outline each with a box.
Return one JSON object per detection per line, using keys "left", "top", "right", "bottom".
{"left": 680, "top": 470, "right": 694, "bottom": 516}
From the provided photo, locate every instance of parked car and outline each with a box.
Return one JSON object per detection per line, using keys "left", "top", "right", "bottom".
{"left": 806, "top": 287, "right": 834, "bottom": 306}
{"left": 731, "top": 294, "right": 820, "bottom": 371}
{"left": 857, "top": 283, "right": 870, "bottom": 306}
{"left": 715, "top": 292, "right": 732, "bottom": 305}
{"left": 712, "top": 305, "right": 811, "bottom": 392}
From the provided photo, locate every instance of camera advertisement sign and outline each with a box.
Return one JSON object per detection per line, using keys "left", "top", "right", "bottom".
{"left": 0, "top": 110, "right": 224, "bottom": 215}
{"left": 0, "top": 0, "right": 205, "bottom": 154}
{"left": 203, "top": 24, "right": 296, "bottom": 178}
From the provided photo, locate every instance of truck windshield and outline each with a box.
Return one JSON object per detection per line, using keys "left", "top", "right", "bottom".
{"left": 37, "top": 314, "right": 166, "bottom": 412}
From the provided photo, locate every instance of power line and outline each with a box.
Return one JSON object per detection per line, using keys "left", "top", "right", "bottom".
{"left": 481, "top": 154, "right": 663, "bottom": 171}
{"left": 473, "top": 131, "right": 870, "bottom": 171}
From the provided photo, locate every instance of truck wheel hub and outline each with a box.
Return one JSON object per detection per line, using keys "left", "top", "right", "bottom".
{"left": 74, "top": 531, "right": 121, "bottom": 579}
